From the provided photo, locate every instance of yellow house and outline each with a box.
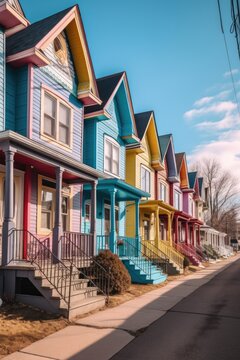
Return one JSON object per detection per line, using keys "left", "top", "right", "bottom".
{"left": 126, "top": 112, "right": 184, "bottom": 274}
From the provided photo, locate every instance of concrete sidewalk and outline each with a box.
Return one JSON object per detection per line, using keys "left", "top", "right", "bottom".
{"left": 4, "top": 255, "right": 240, "bottom": 360}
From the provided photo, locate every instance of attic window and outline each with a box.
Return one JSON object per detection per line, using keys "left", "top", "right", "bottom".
{"left": 54, "top": 34, "right": 67, "bottom": 65}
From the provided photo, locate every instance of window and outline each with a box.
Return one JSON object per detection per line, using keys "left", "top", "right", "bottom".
{"left": 54, "top": 34, "right": 68, "bottom": 65}
{"left": 143, "top": 220, "right": 150, "bottom": 240}
{"left": 85, "top": 202, "right": 91, "bottom": 222}
{"left": 174, "top": 191, "right": 181, "bottom": 210}
{"left": 141, "top": 166, "right": 150, "bottom": 193}
{"left": 43, "top": 91, "right": 72, "bottom": 147}
{"left": 62, "top": 196, "right": 69, "bottom": 232}
{"left": 41, "top": 190, "right": 54, "bottom": 230}
{"left": 104, "top": 137, "right": 120, "bottom": 176}
{"left": 159, "top": 182, "right": 167, "bottom": 202}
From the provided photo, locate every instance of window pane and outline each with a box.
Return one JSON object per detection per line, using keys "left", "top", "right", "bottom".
{"left": 59, "top": 104, "right": 70, "bottom": 126}
{"left": 59, "top": 124, "right": 69, "bottom": 145}
{"left": 41, "top": 191, "right": 53, "bottom": 211}
{"left": 141, "top": 168, "right": 145, "bottom": 190}
{"left": 85, "top": 203, "right": 91, "bottom": 221}
{"left": 105, "top": 141, "right": 111, "bottom": 156}
{"left": 44, "top": 94, "right": 56, "bottom": 118}
{"left": 41, "top": 212, "right": 51, "bottom": 229}
{"left": 44, "top": 115, "right": 55, "bottom": 137}
{"left": 62, "top": 197, "right": 68, "bottom": 215}
{"left": 112, "top": 160, "right": 119, "bottom": 175}
{"left": 112, "top": 145, "right": 119, "bottom": 161}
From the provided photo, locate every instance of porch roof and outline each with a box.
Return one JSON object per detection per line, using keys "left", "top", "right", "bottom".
{"left": 189, "top": 218, "right": 204, "bottom": 226}
{"left": 0, "top": 131, "right": 106, "bottom": 182}
{"left": 139, "top": 200, "right": 175, "bottom": 215}
{"left": 174, "top": 210, "right": 192, "bottom": 221}
{"left": 96, "top": 178, "right": 150, "bottom": 201}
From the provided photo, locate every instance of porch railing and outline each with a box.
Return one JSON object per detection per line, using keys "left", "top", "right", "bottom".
{"left": 140, "top": 240, "right": 169, "bottom": 273}
{"left": 174, "top": 242, "right": 202, "bottom": 262}
{"left": 63, "top": 231, "right": 94, "bottom": 257}
{"left": 188, "top": 243, "right": 204, "bottom": 259}
{"left": 8, "top": 229, "right": 76, "bottom": 307}
{"left": 116, "top": 236, "right": 167, "bottom": 276}
{"left": 157, "top": 240, "right": 185, "bottom": 270}
{"left": 60, "top": 234, "right": 110, "bottom": 301}
{"left": 97, "top": 235, "right": 110, "bottom": 253}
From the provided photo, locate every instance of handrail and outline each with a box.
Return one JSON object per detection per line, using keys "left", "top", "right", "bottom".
{"left": 117, "top": 236, "right": 167, "bottom": 276}
{"left": 8, "top": 229, "right": 75, "bottom": 306}
{"left": 140, "top": 240, "right": 169, "bottom": 273}
{"left": 174, "top": 242, "right": 202, "bottom": 262}
{"left": 60, "top": 233, "right": 110, "bottom": 301}
{"left": 157, "top": 240, "right": 185, "bottom": 269}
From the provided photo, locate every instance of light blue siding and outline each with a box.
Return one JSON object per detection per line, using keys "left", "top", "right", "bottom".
{"left": 0, "top": 27, "right": 5, "bottom": 131}
{"left": 32, "top": 66, "right": 83, "bottom": 161}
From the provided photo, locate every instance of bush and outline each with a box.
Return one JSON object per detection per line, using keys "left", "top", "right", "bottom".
{"left": 93, "top": 250, "right": 131, "bottom": 294}
{"left": 183, "top": 256, "right": 190, "bottom": 268}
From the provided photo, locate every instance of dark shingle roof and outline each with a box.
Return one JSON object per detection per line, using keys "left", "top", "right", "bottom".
{"left": 6, "top": 7, "right": 73, "bottom": 56}
{"left": 175, "top": 153, "right": 185, "bottom": 174}
{"left": 134, "top": 111, "right": 153, "bottom": 140}
{"left": 198, "top": 177, "right": 203, "bottom": 195}
{"left": 158, "top": 134, "right": 171, "bottom": 161}
{"left": 85, "top": 72, "right": 124, "bottom": 114}
{"left": 188, "top": 171, "right": 197, "bottom": 189}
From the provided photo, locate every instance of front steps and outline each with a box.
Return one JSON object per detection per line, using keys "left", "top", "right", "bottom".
{"left": 13, "top": 264, "right": 106, "bottom": 320}
{"left": 121, "top": 257, "right": 167, "bottom": 284}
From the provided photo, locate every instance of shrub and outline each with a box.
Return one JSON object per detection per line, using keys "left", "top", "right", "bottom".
{"left": 93, "top": 250, "right": 131, "bottom": 294}
{"left": 183, "top": 256, "right": 190, "bottom": 268}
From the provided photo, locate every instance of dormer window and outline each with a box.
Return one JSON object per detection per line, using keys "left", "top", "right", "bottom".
{"left": 104, "top": 137, "right": 120, "bottom": 176}
{"left": 54, "top": 33, "right": 67, "bottom": 65}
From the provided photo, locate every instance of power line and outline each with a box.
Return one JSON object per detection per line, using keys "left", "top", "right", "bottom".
{"left": 217, "top": 0, "right": 240, "bottom": 119}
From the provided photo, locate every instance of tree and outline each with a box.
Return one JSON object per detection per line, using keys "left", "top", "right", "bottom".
{"left": 191, "top": 158, "right": 240, "bottom": 236}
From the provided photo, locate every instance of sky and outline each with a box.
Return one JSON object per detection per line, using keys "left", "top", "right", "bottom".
{"left": 21, "top": 0, "right": 240, "bottom": 179}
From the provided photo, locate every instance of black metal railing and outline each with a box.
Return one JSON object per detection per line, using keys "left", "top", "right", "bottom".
{"left": 63, "top": 231, "right": 94, "bottom": 257}
{"left": 141, "top": 240, "right": 169, "bottom": 274}
{"left": 8, "top": 229, "right": 76, "bottom": 307}
{"left": 116, "top": 237, "right": 167, "bottom": 278}
{"left": 60, "top": 234, "right": 110, "bottom": 302}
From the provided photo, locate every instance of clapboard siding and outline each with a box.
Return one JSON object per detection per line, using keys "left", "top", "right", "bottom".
{"left": 6, "top": 65, "right": 28, "bottom": 134}
{"left": 32, "top": 66, "right": 83, "bottom": 161}
{"left": 0, "top": 27, "right": 5, "bottom": 131}
{"left": 42, "top": 31, "right": 78, "bottom": 96}
{"left": 71, "top": 184, "right": 81, "bottom": 232}
{"left": 30, "top": 171, "right": 38, "bottom": 234}
{"left": 96, "top": 99, "right": 126, "bottom": 179}
{"left": 83, "top": 118, "right": 96, "bottom": 168}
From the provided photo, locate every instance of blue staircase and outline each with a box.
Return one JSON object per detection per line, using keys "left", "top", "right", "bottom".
{"left": 117, "top": 237, "right": 168, "bottom": 285}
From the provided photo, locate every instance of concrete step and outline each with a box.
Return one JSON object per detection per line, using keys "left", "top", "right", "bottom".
{"left": 67, "top": 296, "right": 106, "bottom": 320}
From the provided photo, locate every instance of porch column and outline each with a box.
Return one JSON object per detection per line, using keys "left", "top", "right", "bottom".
{"left": 168, "top": 214, "right": 172, "bottom": 246}
{"left": 185, "top": 222, "right": 189, "bottom": 245}
{"left": 109, "top": 189, "right": 116, "bottom": 253}
{"left": 2, "top": 147, "right": 16, "bottom": 266}
{"left": 53, "top": 166, "right": 64, "bottom": 261}
{"left": 175, "top": 216, "right": 179, "bottom": 244}
{"left": 135, "top": 199, "right": 140, "bottom": 251}
{"left": 90, "top": 181, "right": 97, "bottom": 255}
{"left": 197, "top": 225, "right": 200, "bottom": 245}
{"left": 192, "top": 224, "right": 195, "bottom": 246}
{"left": 155, "top": 207, "right": 160, "bottom": 248}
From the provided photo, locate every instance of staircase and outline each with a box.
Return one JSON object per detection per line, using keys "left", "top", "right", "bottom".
{"left": 149, "top": 240, "right": 185, "bottom": 274}
{"left": 8, "top": 230, "right": 109, "bottom": 319}
{"left": 174, "top": 242, "right": 202, "bottom": 266}
{"left": 116, "top": 237, "right": 167, "bottom": 284}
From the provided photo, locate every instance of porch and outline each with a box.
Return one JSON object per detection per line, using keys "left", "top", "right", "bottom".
{"left": 0, "top": 131, "right": 104, "bottom": 266}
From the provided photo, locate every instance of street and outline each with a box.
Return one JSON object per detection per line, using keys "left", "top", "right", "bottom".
{"left": 112, "top": 259, "right": 240, "bottom": 360}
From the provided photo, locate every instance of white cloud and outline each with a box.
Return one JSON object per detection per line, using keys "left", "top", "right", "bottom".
{"left": 195, "top": 113, "right": 239, "bottom": 131}
{"left": 184, "top": 101, "right": 237, "bottom": 120}
{"left": 194, "top": 96, "right": 214, "bottom": 107}
{"left": 224, "top": 69, "right": 239, "bottom": 77}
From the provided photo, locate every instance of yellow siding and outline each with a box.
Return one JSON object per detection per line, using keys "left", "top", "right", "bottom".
{"left": 126, "top": 152, "right": 136, "bottom": 186}
{"left": 126, "top": 204, "right": 136, "bottom": 237}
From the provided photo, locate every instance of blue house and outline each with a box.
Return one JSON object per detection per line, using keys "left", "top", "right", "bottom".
{"left": 83, "top": 72, "right": 167, "bottom": 284}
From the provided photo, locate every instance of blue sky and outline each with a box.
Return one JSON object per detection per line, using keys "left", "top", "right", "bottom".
{"left": 21, "top": 0, "right": 240, "bottom": 175}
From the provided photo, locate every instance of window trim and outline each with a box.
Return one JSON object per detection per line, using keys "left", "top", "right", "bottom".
{"left": 140, "top": 165, "right": 151, "bottom": 193}
{"left": 159, "top": 182, "right": 167, "bottom": 202}
{"left": 37, "top": 175, "right": 72, "bottom": 235}
{"left": 174, "top": 190, "right": 182, "bottom": 211}
{"left": 104, "top": 136, "right": 120, "bottom": 177}
{"left": 41, "top": 87, "right": 73, "bottom": 150}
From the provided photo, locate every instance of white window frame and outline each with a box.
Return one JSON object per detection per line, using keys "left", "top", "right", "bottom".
{"left": 41, "top": 88, "right": 73, "bottom": 149}
{"left": 159, "top": 182, "right": 167, "bottom": 202}
{"left": 141, "top": 165, "right": 151, "bottom": 193}
{"left": 104, "top": 136, "right": 120, "bottom": 177}
{"left": 174, "top": 190, "right": 182, "bottom": 211}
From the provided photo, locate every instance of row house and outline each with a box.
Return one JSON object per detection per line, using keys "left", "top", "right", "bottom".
{"left": 83, "top": 77, "right": 167, "bottom": 284}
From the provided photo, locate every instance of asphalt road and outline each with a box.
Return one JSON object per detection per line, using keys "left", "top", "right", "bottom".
{"left": 111, "top": 259, "right": 240, "bottom": 360}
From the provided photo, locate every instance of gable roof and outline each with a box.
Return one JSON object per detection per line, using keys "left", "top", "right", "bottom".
{"left": 158, "top": 134, "right": 178, "bottom": 182}
{"left": 6, "top": 7, "right": 72, "bottom": 56}
{"left": 4, "top": 0, "right": 25, "bottom": 18}
{"left": 135, "top": 111, "right": 153, "bottom": 140}
{"left": 188, "top": 171, "right": 197, "bottom": 189}
{"left": 0, "top": 0, "right": 29, "bottom": 28}
{"left": 175, "top": 152, "right": 184, "bottom": 175}
{"left": 6, "top": 5, "right": 100, "bottom": 106}
{"left": 85, "top": 72, "right": 124, "bottom": 114}
{"left": 159, "top": 134, "right": 172, "bottom": 161}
